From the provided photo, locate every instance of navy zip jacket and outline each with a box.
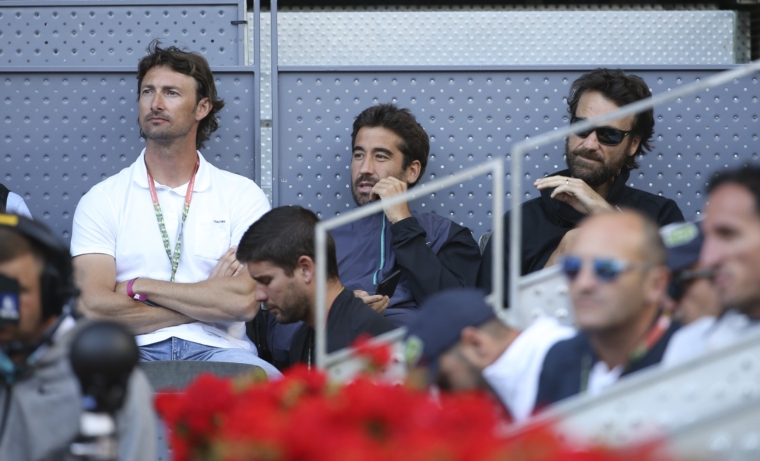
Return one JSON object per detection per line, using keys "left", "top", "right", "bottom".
{"left": 332, "top": 211, "right": 481, "bottom": 327}
{"left": 477, "top": 168, "right": 684, "bottom": 306}
{"left": 533, "top": 320, "right": 680, "bottom": 412}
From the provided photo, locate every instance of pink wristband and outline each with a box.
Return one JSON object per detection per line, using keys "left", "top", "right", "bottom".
{"left": 126, "top": 278, "right": 147, "bottom": 302}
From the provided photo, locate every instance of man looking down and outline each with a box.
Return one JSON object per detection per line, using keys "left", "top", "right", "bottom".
{"left": 238, "top": 206, "right": 397, "bottom": 368}
{"left": 405, "top": 288, "right": 574, "bottom": 422}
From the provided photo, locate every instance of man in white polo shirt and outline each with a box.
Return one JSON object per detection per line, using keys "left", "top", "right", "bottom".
{"left": 71, "top": 42, "right": 280, "bottom": 378}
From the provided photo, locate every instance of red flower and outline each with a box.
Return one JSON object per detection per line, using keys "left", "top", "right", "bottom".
{"left": 351, "top": 334, "right": 393, "bottom": 370}
{"left": 156, "top": 366, "right": 676, "bottom": 461}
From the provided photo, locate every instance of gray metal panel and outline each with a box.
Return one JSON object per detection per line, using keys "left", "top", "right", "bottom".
{"left": 271, "top": 10, "right": 743, "bottom": 66}
{"left": 664, "top": 399, "right": 760, "bottom": 461}
{"left": 517, "top": 265, "right": 572, "bottom": 328}
{"left": 0, "top": 0, "right": 246, "bottom": 66}
{"left": 276, "top": 68, "right": 760, "bottom": 237}
{"left": 1, "top": 67, "right": 258, "bottom": 242}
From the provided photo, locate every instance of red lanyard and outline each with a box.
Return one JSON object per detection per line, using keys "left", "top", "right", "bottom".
{"left": 627, "top": 313, "right": 671, "bottom": 365}
{"left": 146, "top": 158, "right": 200, "bottom": 282}
{"left": 580, "top": 313, "right": 671, "bottom": 392}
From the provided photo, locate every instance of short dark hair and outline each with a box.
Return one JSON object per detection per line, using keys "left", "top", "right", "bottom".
{"left": 707, "top": 164, "right": 760, "bottom": 215}
{"left": 137, "top": 40, "right": 225, "bottom": 150}
{"left": 237, "top": 206, "right": 340, "bottom": 279}
{"left": 568, "top": 68, "right": 654, "bottom": 172}
{"left": 351, "top": 103, "right": 430, "bottom": 187}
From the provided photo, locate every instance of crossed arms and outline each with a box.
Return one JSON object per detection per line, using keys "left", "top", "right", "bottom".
{"left": 74, "top": 248, "right": 258, "bottom": 335}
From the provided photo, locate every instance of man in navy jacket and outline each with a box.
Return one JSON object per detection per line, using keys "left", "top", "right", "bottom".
{"left": 533, "top": 210, "right": 678, "bottom": 411}
{"left": 332, "top": 104, "right": 481, "bottom": 327}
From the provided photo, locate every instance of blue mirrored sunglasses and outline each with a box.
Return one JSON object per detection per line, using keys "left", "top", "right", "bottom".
{"left": 561, "top": 255, "right": 646, "bottom": 282}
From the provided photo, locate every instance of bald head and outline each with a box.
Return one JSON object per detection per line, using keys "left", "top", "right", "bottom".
{"left": 572, "top": 210, "right": 666, "bottom": 266}
{"left": 566, "top": 210, "right": 669, "bottom": 335}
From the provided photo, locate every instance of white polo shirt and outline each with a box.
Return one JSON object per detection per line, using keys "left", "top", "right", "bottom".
{"left": 663, "top": 310, "right": 760, "bottom": 367}
{"left": 71, "top": 150, "right": 271, "bottom": 350}
{"left": 482, "top": 317, "right": 575, "bottom": 422}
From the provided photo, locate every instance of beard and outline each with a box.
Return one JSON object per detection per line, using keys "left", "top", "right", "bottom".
{"left": 351, "top": 170, "right": 409, "bottom": 206}
{"left": 564, "top": 139, "right": 630, "bottom": 188}
{"left": 351, "top": 173, "right": 379, "bottom": 206}
{"left": 264, "top": 282, "right": 311, "bottom": 324}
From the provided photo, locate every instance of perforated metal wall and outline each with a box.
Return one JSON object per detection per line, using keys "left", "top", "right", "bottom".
{"left": 253, "top": 7, "right": 747, "bottom": 202}
{"left": 276, "top": 67, "right": 760, "bottom": 238}
{"left": 0, "top": 0, "right": 246, "bottom": 66}
{"left": 1, "top": 68, "right": 258, "bottom": 241}
{"left": 271, "top": 11, "right": 744, "bottom": 67}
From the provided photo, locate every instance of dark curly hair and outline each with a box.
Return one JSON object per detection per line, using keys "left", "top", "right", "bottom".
{"left": 351, "top": 103, "right": 430, "bottom": 187}
{"left": 137, "top": 40, "right": 224, "bottom": 150}
{"left": 567, "top": 68, "right": 654, "bottom": 172}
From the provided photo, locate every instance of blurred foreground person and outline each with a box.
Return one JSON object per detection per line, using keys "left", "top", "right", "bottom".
{"left": 238, "top": 206, "right": 396, "bottom": 368}
{"left": 534, "top": 210, "right": 678, "bottom": 410}
{"left": 660, "top": 221, "right": 719, "bottom": 325}
{"left": 664, "top": 166, "right": 760, "bottom": 365}
{"left": 405, "top": 289, "right": 573, "bottom": 422}
{"left": 0, "top": 214, "right": 155, "bottom": 461}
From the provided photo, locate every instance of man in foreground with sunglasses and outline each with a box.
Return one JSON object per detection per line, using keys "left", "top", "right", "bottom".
{"left": 663, "top": 166, "right": 760, "bottom": 366}
{"left": 479, "top": 68, "right": 683, "bottom": 305}
{"left": 533, "top": 210, "right": 678, "bottom": 410}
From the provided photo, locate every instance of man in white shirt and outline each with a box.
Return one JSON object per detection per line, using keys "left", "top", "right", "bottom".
{"left": 404, "top": 289, "right": 573, "bottom": 422}
{"left": 534, "top": 210, "right": 677, "bottom": 410}
{"left": 663, "top": 166, "right": 760, "bottom": 366}
{"left": 71, "top": 42, "right": 280, "bottom": 378}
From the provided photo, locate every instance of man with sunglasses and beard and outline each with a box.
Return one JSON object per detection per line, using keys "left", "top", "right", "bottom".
{"left": 533, "top": 210, "right": 678, "bottom": 410}
{"left": 479, "top": 69, "right": 683, "bottom": 305}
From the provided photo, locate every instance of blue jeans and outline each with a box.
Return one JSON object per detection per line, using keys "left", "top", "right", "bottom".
{"left": 139, "top": 337, "right": 282, "bottom": 379}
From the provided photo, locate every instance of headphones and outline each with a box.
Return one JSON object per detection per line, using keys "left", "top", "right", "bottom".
{"left": 0, "top": 214, "right": 77, "bottom": 318}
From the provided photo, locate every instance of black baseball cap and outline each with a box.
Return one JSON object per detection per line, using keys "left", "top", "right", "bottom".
{"left": 660, "top": 221, "right": 704, "bottom": 272}
{"left": 404, "top": 288, "right": 495, "bottom": 378}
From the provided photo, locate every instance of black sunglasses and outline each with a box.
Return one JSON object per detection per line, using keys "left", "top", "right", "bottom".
{"left": 570, "top": 116, "right": 633, "bottom": 146}
{"left": 667, "top": 268, "right": 714, "bottom": 302}
{"left": 561, "top": 255, "right": 648, "bottom": 283}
